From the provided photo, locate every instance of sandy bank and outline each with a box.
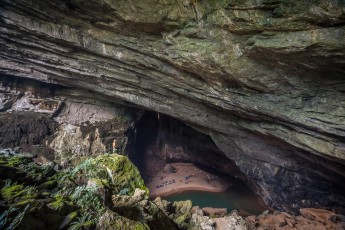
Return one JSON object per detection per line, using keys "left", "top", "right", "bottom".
{"left": 147, "top": 163, "right": 231, "bottom": 198}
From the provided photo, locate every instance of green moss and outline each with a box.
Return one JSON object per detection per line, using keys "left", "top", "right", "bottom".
{"left": 174, "top": 200, "right": 192, "bottom": 214}
{"left": 134, "top": 223, "right": 150, "bottom": 230}
{"left": 37, "top": 180, "right": 57, "bottom": 190}
{"left": 59, "top": 211, "right": 78, "bottom": 229}
{"left": 0, "top": 153, "right": 162, "bottom": 229}
{"left": 172, "top": 200, "right": 193, "bottom": 229}
{"left": 41, "top": 190, "right": 51, "bottom": 197}
{"left": 0, "top": 156, "right": 7, "bottom": 165}
{"left": 99, "top": 213, "right": 150, "bottom": 230}
{"left": 71, "top": 154, "right": 148, "bottom": 196}
{"left": 143, "top": 202, "right": 177, "bottom": 229}
{"left": 175, "top": 212, "right": 191, "bottom": 226}
{"left": 1, "top": 183, "right": 38, "bottom": 203}
{"left": 5, "top": 156, "right": 26, "bottom": 167}
{"left": 18, "top": 162, "right": 55, "bottom": 182}
{"left": 47, "top": 194, "right": 71, "bottom": 212}
{"left": 12, "top": 198, "right": 35, "bottom": 207}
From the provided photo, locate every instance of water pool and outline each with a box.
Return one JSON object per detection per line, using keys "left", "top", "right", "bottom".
{"left": 162, "top": 182, "right": 268, "bottom": 216}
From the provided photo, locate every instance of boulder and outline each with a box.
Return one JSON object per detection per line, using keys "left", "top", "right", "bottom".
{"left": 72, "top": 154, "right": 148, "bottom": 196}
{"left": 300, "top": 208, "right": 336, "bottom": 222}
{"left": 213, "top": 212, "right": 248, "bottom": 230}
{"left": 163, "top": 164, "right": 176, "bottom": 174}
{"left": 172, "top": 200, "right": 193, "bottom": 229}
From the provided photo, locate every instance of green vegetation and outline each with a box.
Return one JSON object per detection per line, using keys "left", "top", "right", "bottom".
{"left": 68, "top": 214, "right": 95, "bottom": 230}
{"left": 70, "top": 154, "right": 148, "bottom": 196}
{"left": 0, "top": 205, "right": 30, "bottom": 230}
{"left": 1, "top": 181, "right": 38, "bottom": 203}
{"left": 0, "top": 152, "right": 152, "bottom": 229}
{"left": 0, "top": 151, "right": 193, "bottom": 229}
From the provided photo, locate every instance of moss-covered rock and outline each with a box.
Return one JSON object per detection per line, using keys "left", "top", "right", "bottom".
{"left": 172, "top": 200, "right": 193, "bottom": 229}
{"left": 97, "top": 210, "right": 150, "bottom": 230}
{"left": 47, "top": 194, "right": 77, "bottom": 215}
{"left": 71, "top": 154, "right": 148, "bottom": 196}
{"left": 0, "top": 153, "right": 197, "bottom": 230}
{"left": 143, "top": 201, "right": 178, "bottom": 230}
{"left": 110, "top": 189, "right": 178, "bottom": 230}
{"left": 153, "top": 197, "right": 173, "bottom": 215}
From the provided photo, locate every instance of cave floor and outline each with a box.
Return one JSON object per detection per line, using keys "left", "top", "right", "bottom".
{"left": 147, "top": 162, "right": 231, "bottom": 197}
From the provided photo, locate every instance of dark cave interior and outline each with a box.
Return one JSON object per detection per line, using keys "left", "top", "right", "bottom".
{"left": 132, "top": 111, "right": 243, "bottom": 180}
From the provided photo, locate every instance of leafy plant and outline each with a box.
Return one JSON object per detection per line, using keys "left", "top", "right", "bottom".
{"left": 18, "top": 161, "right": 54, "bottom": 181}
{"left": 0, "top": 205, "right": 30, "bottom": 230}
{"left": 1, "top": 181, "right": 38, "bottom": 202}
{"left": 70, "top": 185, "right": 104, "bottom": 213}
{"left": 48, "top": 194, "right": 68, "bottom": 211}
{"left": 68, "top": 214, "right": 95, "bottom": 230}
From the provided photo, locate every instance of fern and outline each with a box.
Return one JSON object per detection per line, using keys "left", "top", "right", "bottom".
{"left": 49, "top": 194, "right": 67, "bottom": 211}
{"left": 70, "top": 185, "right": 104, "bottom": 213}
{"left": 0, "top": 207, "right": 12, "bottom": 229}
{"left": 0, "top": 205, "right": 30, "bottom": 230}
{"left": 68, "top": 214, "right": 95, "bottom": 230}
{"left": 7, "top": 204, "right": 30, "bottom": 230}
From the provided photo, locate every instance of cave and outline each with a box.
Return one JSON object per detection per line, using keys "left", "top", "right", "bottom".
{"left": 131, "top": 111, "right": 268, "bottom": 215}
{"left": 1, "top": 0, "right": 345, "bottom": 228}
{"left": 132, "top": 111, "right": 241, "bottom": 178}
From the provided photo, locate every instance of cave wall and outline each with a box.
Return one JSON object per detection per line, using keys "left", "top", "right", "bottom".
{"left": 0, "top": 0, "right": 345, "bottom": 213}
{"left": 0, "top": 76, "right": 138, "bottom": 162}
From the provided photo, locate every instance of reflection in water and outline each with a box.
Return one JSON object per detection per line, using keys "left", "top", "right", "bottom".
{"left": 163, "top": 182, "right": 268, "bottom": 216}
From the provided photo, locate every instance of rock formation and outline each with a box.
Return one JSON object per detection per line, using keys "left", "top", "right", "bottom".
{"left": 1, "top": 0, "right": 345, "bottom": 213}
{"left": 0, "top": 76, "right": 138, "bottom": 162}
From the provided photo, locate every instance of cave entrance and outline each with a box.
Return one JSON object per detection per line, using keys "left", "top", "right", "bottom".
{"left": 132, "top": 111, "right": 268, "bottom": 216}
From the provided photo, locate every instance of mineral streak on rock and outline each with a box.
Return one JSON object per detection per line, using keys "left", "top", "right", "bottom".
{"left": 1, "top": 0, "right": 345, "bottom": 212}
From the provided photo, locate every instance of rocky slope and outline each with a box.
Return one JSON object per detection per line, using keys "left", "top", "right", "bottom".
{"left": 1, "top": 0, "right": 345, "bottom": 213}
{"left": 1, "top": 152, "right": 344, "bottom": 230}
